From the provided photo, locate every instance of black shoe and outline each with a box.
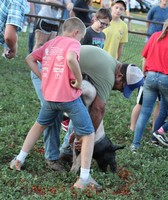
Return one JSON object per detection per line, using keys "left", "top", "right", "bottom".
{"left": 153, "top": 131, "right": 168, "bottom": 146}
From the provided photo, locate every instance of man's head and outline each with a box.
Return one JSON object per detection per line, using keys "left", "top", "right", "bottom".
{"left": 113, "top": 63, "right": 144, "bottom": 98}
{"left": 62, "top": 17, "right": 86, "bottom": 41}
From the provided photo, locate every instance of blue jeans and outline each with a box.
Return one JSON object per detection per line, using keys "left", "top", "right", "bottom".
{"left": 37, "top": 98, "right": 94, "bottom": 136}
{"left": 28, "top": 31, "right": 35, "bottom": 53}
{"left": 132, "top": 72, "right": 168, "bottom": 147}
{"left": 31, "top": 70, "right": 62, "bottom": 161}
{"left": 154, "top": 97, "right": 168, "bottom": 132}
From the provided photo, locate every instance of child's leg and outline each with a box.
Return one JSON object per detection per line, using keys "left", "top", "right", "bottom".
{"left": 130, "top": 86, "right": 143, "bottom": 131}
{"left": 63, "top": 98, "right": 102, "bottom": 189}
{"left": 130, "top": 104, "right": 141, "bottom": 131}
{"left": 21, "top": 121, "right": 46, "bottom": 153}
{"left": 10, "top": 122, "right": 46, "bottom": 171}
{"left": 80, "top": 133, "right": 94, "bottom": 170}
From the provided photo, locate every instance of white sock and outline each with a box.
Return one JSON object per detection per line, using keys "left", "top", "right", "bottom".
{"left": 16, "top": 150, "right": 28, "bottom": 163}
{"left": 80, "top": 168, "right": 90, "bottom": 181}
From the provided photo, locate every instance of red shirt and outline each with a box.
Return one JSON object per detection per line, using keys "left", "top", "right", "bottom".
{"left": 142, "top": 31, "right": 168, "bottom": 74}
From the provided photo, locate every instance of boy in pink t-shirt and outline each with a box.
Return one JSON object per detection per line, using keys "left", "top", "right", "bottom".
{"left": 10, "top": 17, "right": 101, "bottom": 190}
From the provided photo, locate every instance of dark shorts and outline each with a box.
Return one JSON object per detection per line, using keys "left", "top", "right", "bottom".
{"left": 137, "top": 86, "right": 160, "bottom": 105}
{"left": 35, "top": 19, "right": 59, "bottom": 34}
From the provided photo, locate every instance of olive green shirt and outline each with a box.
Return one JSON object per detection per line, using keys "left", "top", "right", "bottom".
{"left": 80, "top": 45, "right": 119, "bottom": 103}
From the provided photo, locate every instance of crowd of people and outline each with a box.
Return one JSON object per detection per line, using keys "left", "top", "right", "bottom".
{"left": 1, "top": 0, "right": 168, "bottom": 191}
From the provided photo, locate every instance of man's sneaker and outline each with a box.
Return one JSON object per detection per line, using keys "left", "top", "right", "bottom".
{"left": 73, "top": 176, "right": 102, "bottom": 191}
{"left": 45, "top": 159, "right": 67, "bottom": 172}
{"left": 61, "top": 118, "right": 70, "bottom": 132}
{"left": 153, "top": 131, "right": 168, "bottom": 146}
{"left": 10, "top": 157, "right": 22, "bottom": 171}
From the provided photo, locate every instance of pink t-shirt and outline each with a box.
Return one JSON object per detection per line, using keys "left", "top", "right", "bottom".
{"left": 32, "top": 36, "right": 82, "bottom": 102}
{"left": 142, "top": 31, "right": 168, "bottom": 74}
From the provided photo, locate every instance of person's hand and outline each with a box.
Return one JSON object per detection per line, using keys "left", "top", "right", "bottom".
{"left": 70, "top": 80, "right": 81, "bottom": 89}
{"left": 74, "top": 140, "right": 82, "bottom": 151}
{"left": 68, "top": 132, "right": 82, "bottom": 151}
{"left": 67, "top": 2, "right": 74, "bottom": 10}
{"left": 69, "top": 132, "right": 76, "bottom": 144}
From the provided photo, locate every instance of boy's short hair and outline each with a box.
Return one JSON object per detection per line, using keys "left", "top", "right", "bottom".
{"left": 62, "top": 17, "right": 86, "bottom": 34}
{"left": 111, "top": 0, "right": 126, "bottom": 10}
{"left": 95, "top": 8, "right": 112, "bottom": 21}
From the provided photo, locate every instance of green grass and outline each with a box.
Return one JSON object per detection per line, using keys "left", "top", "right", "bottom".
{"left": 1, "top": 31, "right": 168, "bottom": 200}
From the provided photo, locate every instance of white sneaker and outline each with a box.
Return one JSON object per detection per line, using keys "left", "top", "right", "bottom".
{"left": 9, "top": 157, "right": 22, "bottom": 171}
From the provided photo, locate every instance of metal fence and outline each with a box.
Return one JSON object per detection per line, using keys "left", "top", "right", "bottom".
{"left": 1, "top": 0, "right": 162, "bottom": 68}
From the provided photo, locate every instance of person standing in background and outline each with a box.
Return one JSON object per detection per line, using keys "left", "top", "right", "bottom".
{"left": 0, "top": 0, "right": 29, "bottom": 59}
{"left": 103, "top": 0, "right": 128, "bottom": 61}
{"left": 70, "top": 0, "right": 93, "bottom": 27}
{"left": 146, "top": 0, "right": 168, "bottom": 41}
{"left": 28, "top": 1, "right": 41, "bottom": 53}
{"left": 63, "top": 0, "right": 75, "bottom": 19}
{"left": 129, "top": 0, "right": 168, "bottom": 141}
{"left": 81, "top": 8, "right": 112, "bottom": 48}
{"left": 130, "top": 19, "right": 168, "bottom": 152}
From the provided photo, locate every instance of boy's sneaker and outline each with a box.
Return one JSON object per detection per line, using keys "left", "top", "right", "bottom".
{"left": 10, "top": 157, "right": 22, "bottom": 171}
{"left": 73, "top": 176, "right": 102, "bottom": 191}
{"left": 130, "top": 144, "right": 140, "bottom": 153}
{"left": 153, "top": 131, "right": 168, "bottom": 146}
{"left": 61, "top": 118, "right": 70, "bottom": 132}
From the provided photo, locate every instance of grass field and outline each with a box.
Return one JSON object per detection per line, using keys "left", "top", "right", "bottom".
{"left": 1, "top": 30, "right": 168, "bottom": 200}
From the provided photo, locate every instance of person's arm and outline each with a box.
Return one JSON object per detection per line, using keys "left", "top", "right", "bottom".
{"left": 64, "top": 0, "right": 74, "bottom": 11}
{"left": 146, "top": 7, "right": 154, "bottom": 30}
{"left": 26, "top": 54, "right": 42, "bottom": 80}
{"left": 70, "top": 10, "right": 75, "bottom": 17}
{"left": 146, "top": 21, "right": 149, "bottom": 28}
{"left": 27, "top": 3, "right": 35, "bottom": 23}
{"left": 67, "top": 51, "right": 82, "bottom": 89}
{"left": 117, "top": 43, "right": 124, "bottom": 61}
{"left": 89, "top": 95, "right": 106, "bottom": 131}
{"left": 142, "top": 57, "right": 146, "bottom": 75}
{"left": 4, "top": 25, "right": 17, "bottom": 59}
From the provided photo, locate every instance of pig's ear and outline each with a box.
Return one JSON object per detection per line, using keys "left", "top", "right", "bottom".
{"left": 110, "top": 145, "right": 125, "bottom": 152}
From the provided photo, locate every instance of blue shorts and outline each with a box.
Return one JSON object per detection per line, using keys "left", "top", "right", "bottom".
{"left": 37, "top": 97, "right": 94, "bottom": 136}
{"left": 0, "top": 0, "right": 27, "bottom": 44}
